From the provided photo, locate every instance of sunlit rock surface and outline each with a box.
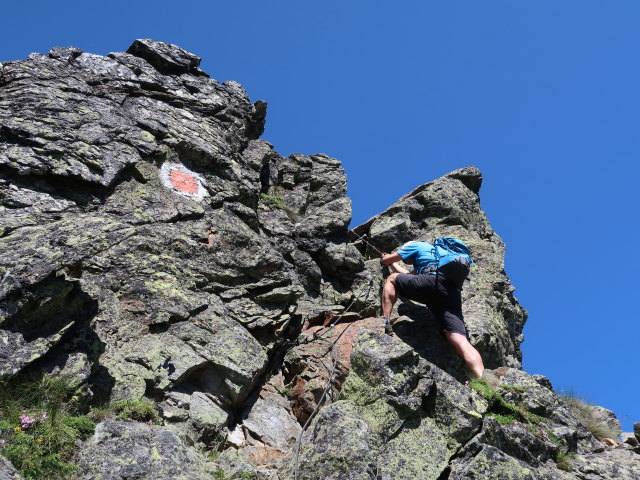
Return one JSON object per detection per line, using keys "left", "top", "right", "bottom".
{"left": 1, "top": 40, "right": 637, "bottom": 480}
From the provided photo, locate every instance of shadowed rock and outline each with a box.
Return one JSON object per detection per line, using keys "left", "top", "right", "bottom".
{"left": 1, "top": 40, "right": 636, "bottom": 480}
{"left": 127, "top": 39, "right": 202, "bottom": 75}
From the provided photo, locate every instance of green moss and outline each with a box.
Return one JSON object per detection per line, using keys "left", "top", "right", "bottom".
{"left": 469, "top": 378, "right": 532, "bottom": 424}
{"left": 88, "top": 398, "right": 160, "bottom": 424}
{"left": 113, "top": 399, "right": 159, "bottom": 423}
{"left": 499, "top": 385, "right": 528, "bottom": 394}
{"left": 487, "top": 413, "right": 518, "bottom": 425}
{"left": 259, "top": 193, "right": 286, "bottom": 209}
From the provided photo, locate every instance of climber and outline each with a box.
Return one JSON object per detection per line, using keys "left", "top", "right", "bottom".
{"left": 380, "top": 241, "right": 485, "bottom": 378}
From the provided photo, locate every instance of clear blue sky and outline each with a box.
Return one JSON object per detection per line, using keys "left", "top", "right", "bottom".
{"left": 2, "top": 1, "right": 639, "bottom": 431}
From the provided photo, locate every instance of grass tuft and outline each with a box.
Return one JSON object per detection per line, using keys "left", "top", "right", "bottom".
{"left": 555, "top": 451, "right": 575, "bottom": 472}
{"left": 486, "top": 413, "right": 518, "bottom": 425}
{"left": 559, "top": 391, "right": 620, "bottom": 440}
{"left": 470, "top": 378, "right": 527, "bottom": 423}
{"left": 259, "top": 193, "right": 286, "bottom": 209}
{"left": 87, "top": 398, "right": 160, "bottom": 424}
{"left": 0, "top": 376, "right": 161, "bottom": 479}
{"left": 0, "top": 376, "right": 95, "bottom": 480}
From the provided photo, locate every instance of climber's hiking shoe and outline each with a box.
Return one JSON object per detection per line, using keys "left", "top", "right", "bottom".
{"left": 384, "top": 320, "right": 394, "bottom": 336}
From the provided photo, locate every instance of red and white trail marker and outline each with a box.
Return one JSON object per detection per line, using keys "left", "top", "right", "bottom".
{"left": 160, "top": 161, "right": 209, "bottom": 200}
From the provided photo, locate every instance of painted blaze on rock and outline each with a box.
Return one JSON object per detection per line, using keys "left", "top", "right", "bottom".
{"left": 170, "top": 169, "right": 198, "bottom": 194}
{"left": 159, "top": 161, "right": 208, "bottom": 199}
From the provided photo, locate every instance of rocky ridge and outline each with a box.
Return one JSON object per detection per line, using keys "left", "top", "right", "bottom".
{"left": 0, "top": 39, "right": 638, "bottom": 479}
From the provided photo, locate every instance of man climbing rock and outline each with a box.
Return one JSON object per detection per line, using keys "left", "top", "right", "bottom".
{"left": 380, "top": 239, "right": 485, "bottom": 378}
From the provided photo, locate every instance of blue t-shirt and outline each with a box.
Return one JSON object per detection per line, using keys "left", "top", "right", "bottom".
{"left": 396, "top": 241, "right": 437, "bottom": 274}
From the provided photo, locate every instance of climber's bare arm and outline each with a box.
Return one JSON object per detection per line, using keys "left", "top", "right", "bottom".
{"left": 382, "top": 253, "right": 412, "bottom": 274}
{"left": 390, "top": 262, "right": 410, "bottom": 274}
{"left": 381, "top": 252, "right": 402, "bottom": 265}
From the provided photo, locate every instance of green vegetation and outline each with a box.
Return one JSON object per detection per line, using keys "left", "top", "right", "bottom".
{"left": 88, "top": 398, "right": 160, "bottom": 424}
{"left": 0, "top": 376, "right": 94, "bottom": 480}
{"left": 0, "top": 376, "right": 162, "bottom": 480}
{"left": 259, "top": 193, "right": 286, "bottom": 209}
{"left": 280, "top": 386, "right": 292, "bottom": 395}
{"left": 259, "top": 192, "right": 302, "bottom": 222}
{"left": 114, "top": 399, "right": 159, "bottom": 423}
{"left": 486, "top": 413, "right": 518, "bottom": 425}
{"left": 214, "top": 468, "right": 228, "bottom": 479}
{"left": 498, "top": 384, "right": 528, "bottom": 394}
{"left": 470, "top": 379, "right": 582, "bottom": 471}
{"left": 560, "top": 391, "right": 620, "bottom": 440}
{"left": 212, "top": 468, "right": 256, "bottom": 480}
{"left": 555, "top": 451, "right": 575, "bottom": 472}
{"left": 469, "top": 378, "right": 528, "bottom": 423}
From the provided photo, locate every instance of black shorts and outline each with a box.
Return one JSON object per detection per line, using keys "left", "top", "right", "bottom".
{"left": 395, "top": 273, "right": 467, "bottom": 337}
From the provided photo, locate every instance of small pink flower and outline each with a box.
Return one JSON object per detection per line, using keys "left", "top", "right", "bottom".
{"left": 19, "top": 413, "right": 38, "bottom": 429}
{"left": 0, "top": 439, "right": 5, "bottom": 444}
{"left": 40, "top": 412, "right": 48, "bottom": 420}
{"left": 147, "top": 420, "right": 153, "bottom": 425}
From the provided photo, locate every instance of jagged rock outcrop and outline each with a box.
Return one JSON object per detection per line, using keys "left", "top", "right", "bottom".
{"left": 352, "top": 167, "right": 527, "bottom": 378}
{"left": 1, "top": 40, "right": 637, "bottom": 480}
{"left": 285, "top": 331, "right": 639, "bottom": 480}
{"left": 0, "top": 39, "right": 358, "bottom": 445}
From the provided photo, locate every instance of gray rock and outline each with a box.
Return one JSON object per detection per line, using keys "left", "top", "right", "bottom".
{"left": 569, "top": 448, "right": 640, "bottom": 479}
{"left": 286, "top": 400, "right": 377, "bottom": 480}
{"left": 2, "top": 39, "right": 636, "bottom": 480}
{"left": 590, "top": 406, "right": 622, "bottom": 440}
{"left": 475, "top": 417, "right": 559, "bottom": 467}
{"left": 495, "top": 368, "right": 600, "bottom": 453}
{"left": 621, "top": 432, "right": 639, "bottom": 447}
{"left": 127, "top": 38, "right": 202, "bottom": 75}
{"left": 448, "top": 441, "right": 552, "bottom": 480}
{"left": 532, "top": 374, "right": 553, "bottom": 390}
{"left": 74, "top": 419, "right": 216, "bottom": 480}
{"left": 301, "top": 328, "right": 486, "bottom": 479}
{"left": 0, "top": 455, "right": 24, "bottom": 480}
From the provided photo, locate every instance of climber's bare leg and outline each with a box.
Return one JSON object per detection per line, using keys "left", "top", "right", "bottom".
{"left": 381, "top": 273, "right": 400, "bottom": 319}
{"left": 445, "top": 332, "right": 484, "bottom": 378}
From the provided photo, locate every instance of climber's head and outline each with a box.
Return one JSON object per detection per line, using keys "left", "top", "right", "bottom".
{"left": 399, "top": 241, "right": 416, "bottom": 265}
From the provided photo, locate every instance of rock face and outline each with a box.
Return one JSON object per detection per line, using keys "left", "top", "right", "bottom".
{"left": 0, "top": 40, "right": 637, "bottom": 480}
{"left": 352, "top": 168, "right": 527, "bottom": 377}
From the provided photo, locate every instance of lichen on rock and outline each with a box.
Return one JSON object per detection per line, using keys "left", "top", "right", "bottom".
{"left": 1, "top": 39, "right": 637, "bottom": 480}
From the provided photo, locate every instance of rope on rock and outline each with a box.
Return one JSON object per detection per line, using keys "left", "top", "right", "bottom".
{"left": 350, "top": 229, "right": 384, "bottom": 256}
{"left": 292, "top": 340, "right": 341, "bottom": 480}
{"left": 291, "top": 273, "right": 376, "bottom": 480}
{"left": 292, "top": 231, "right": 380, "bottom": 479}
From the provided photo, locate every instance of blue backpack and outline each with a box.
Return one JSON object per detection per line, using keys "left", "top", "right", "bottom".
{"left": 432, "top": 237, "right": 474, "bottom": 287}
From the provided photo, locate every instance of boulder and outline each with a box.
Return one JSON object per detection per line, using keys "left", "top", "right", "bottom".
{"left": 568, "top": 448, "right": 640, "bottom": 480}
{"left": 127, "top": 39, "right": 202, "bottom": 75}
{"left": 0, "top": 456, "right": 23, "bottom": 480}
{"left": 74, "top": 419, "right": 216, "bottom": 480}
